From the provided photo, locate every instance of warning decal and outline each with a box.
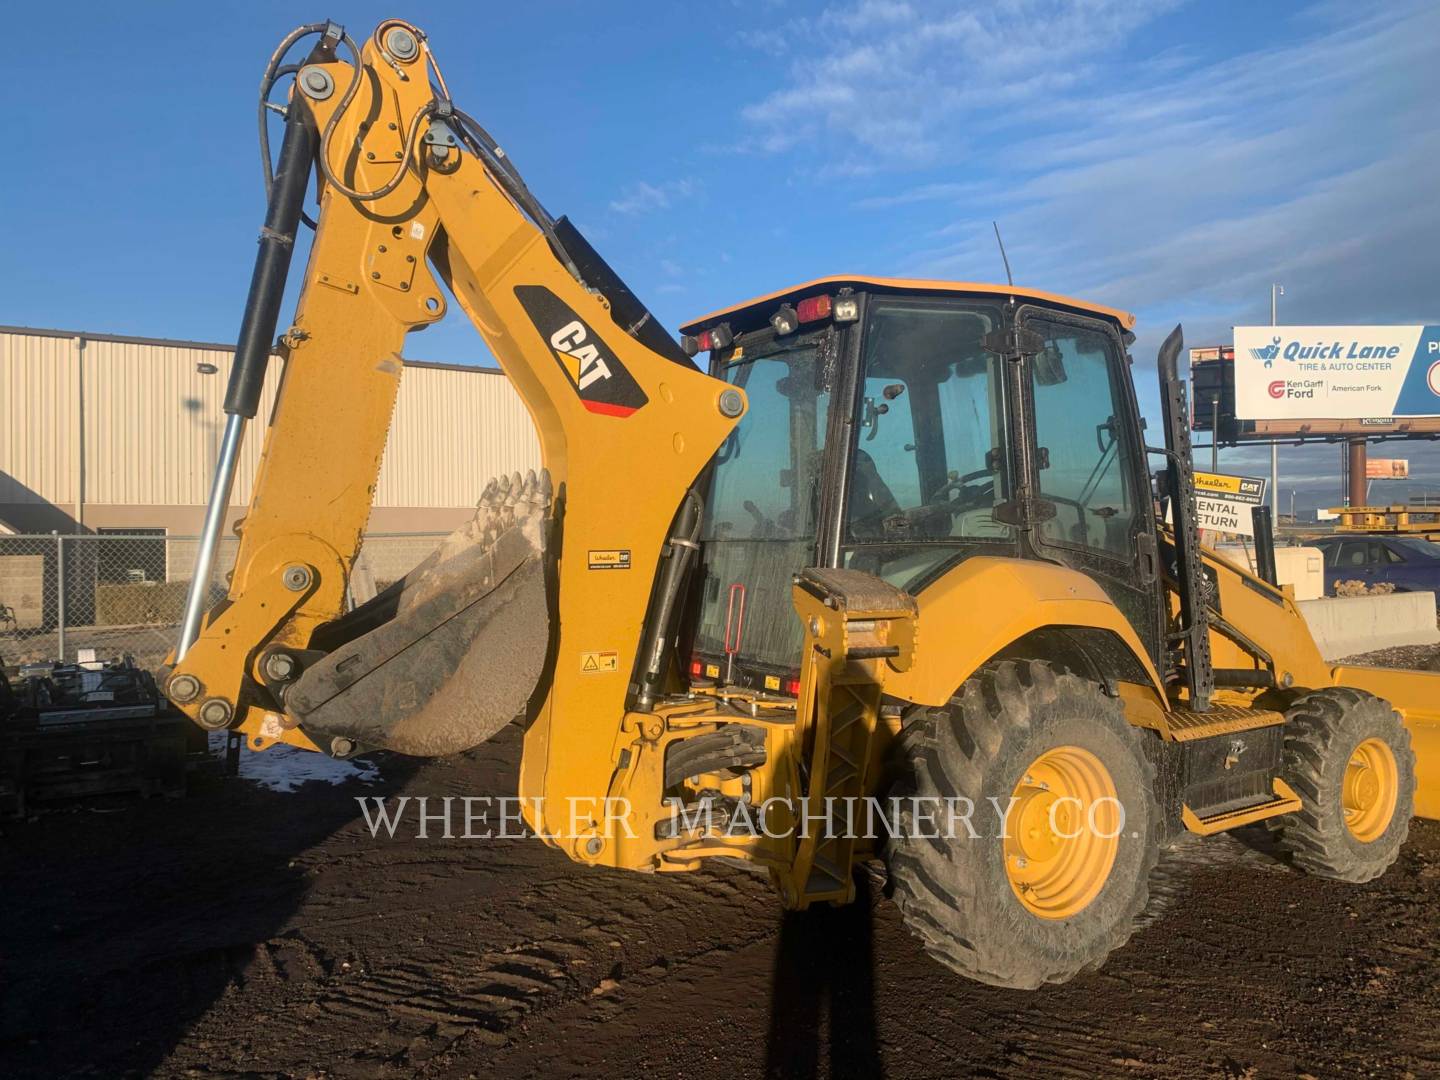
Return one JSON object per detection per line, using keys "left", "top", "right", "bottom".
{"left": 580, "top": 650, "right": 620, "bottom": 674}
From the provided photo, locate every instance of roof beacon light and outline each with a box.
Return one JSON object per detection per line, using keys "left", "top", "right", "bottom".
{"left": 795, "top": 295, "right": 832, "bottom": 323}
{"left": 770, "top": 304, "right": 799, "bottom": 336}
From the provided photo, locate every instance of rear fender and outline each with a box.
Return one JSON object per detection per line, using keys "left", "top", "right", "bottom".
{"left": 884, "top": 556, "right": 1164, "bottom": 707}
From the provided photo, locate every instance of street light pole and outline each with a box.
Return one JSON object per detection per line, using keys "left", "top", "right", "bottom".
{"left": 1270, "top": 284, "right": 1283, "bottom": 517}
{"left": 1211, "top": 395, "right": 1219, "bottom": 472}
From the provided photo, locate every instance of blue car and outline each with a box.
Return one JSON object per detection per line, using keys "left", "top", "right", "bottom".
{"left": 1313, "top": 534, "right": 1440, "bottom": 602}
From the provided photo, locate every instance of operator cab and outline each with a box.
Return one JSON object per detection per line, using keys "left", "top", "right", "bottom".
{"left": 677, "top": 278, "right": 1161, "bottom": 696}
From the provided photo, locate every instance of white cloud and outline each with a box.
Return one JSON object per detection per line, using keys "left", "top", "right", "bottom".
{"left": 741, "top": 3, "right": 1438, "bottom": 329}
{"left": 739, "top": 0, "right": 1180, "bottom": 169}
{"left": 608, "top": 178, "right": 699, "bottom": 216}
{"left": 903, "top": 4, "right": 1440, "bottom": 327}
{"left": 730, "top": 1, "right": 1440, "bottom": 509}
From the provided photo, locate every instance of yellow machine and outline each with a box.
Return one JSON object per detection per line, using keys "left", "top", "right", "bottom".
{"left": 165, "top": 20, "right": 1440, "bottom": 989}
{"left": 1330, "top": 504, "right": 1440, "bottom": 540}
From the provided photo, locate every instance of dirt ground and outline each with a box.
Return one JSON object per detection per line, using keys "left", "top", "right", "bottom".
{"left": 5, "top": 652, "right": 1440, "bottom": 1079}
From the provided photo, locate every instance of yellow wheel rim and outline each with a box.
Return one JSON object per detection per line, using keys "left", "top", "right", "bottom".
{"left": 1004, "top": 746, "right": 1120, "bottom": 920}
{"left": 1343, "top": 737, "right": 1398, "bottom": 843}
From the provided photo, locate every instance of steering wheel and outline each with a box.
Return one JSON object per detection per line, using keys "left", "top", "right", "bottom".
{"left": 880, "top": 469, "right": 996, "bottom": 539}
{"left": 928, "top": 468, "right": 993, "bottom": 503}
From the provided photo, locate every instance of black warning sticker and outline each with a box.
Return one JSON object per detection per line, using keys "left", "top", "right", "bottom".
{"left": 514, "top": 285, "right": 649, "bottom": 418}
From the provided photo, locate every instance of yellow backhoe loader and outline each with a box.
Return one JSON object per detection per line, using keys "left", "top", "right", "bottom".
{"left": 165, "top": 19, "right": 1440, "bottom": 988}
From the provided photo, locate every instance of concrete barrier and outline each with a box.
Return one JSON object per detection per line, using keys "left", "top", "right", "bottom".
{"left": 1297, "top": 592, "right": 1440, "bottom": 660}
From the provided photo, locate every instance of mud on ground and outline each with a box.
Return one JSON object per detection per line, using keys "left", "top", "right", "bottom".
{"left": 4, "top": 659, "right": 1440, "bottom": 1078}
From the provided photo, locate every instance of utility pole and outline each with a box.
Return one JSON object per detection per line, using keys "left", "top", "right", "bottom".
{"left": 1270, "top": 284, "right": 1282, "bottom": 517}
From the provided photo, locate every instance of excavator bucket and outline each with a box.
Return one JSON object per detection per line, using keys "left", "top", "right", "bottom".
{"left": 285, "top": 470, "right": 553, "bottom": 757}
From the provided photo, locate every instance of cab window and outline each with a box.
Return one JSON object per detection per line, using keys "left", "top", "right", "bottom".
{"left": 693, "top": 332, "right": 832, "bottom": 669}
{"left": 842, "top": 299, "right": 1013, "bottom": 589}
{"left": 1026, "top": 320, "right": 1137, "bottom": 559}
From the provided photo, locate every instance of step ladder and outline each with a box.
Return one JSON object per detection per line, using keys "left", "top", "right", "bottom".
{"left": 1153, "top": 703, "right": 1302, "bottom": 834}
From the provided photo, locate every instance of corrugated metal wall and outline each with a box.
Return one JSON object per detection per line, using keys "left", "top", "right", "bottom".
{"left": 375, "top": 364, "right": 541, "bottom": 507}
{"left": 0, "top": 327, "right": 540, "bottom": 512}
{"left": 80, "top": 335, "right": 282, "bottom": 507}
{"left": 1, "top": 331, "right": 78, "bottom": 505}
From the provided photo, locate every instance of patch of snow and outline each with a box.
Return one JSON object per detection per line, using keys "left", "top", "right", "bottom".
{"left": 209, "top": 733, "right": 382, "bottom": 793}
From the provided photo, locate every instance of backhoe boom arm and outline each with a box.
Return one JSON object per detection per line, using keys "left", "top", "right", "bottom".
{"left": 166, "top": 21, "right": 745, "bottom": 849}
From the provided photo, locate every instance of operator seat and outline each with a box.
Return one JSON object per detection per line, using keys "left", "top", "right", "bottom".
{"left": 848, "top": 449, "right": 902, "bottom": 539}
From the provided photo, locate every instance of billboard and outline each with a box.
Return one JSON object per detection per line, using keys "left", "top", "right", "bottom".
{"left": 1365, "top": 458, "right": 1409, "bottom": 479}
{"left": 1233, "top": 325, "right": 1440, "bottom": 420}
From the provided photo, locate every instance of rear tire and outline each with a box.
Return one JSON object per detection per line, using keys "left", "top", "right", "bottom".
{"left": 883, "top": 660, "right": 1160, "bottom": 989}
{"left": 1271, "top": 688, "right": 1414, "bottom": 883}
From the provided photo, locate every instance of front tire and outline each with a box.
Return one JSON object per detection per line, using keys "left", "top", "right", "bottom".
{"left": 1271, "top": 688, "right": 1414, "bottom": 883}
{"left": 884, "top": 660, "right": 1160, "bottom": 989}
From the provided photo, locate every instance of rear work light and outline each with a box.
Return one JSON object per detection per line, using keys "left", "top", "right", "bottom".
{"left": 680, "top": 322, "right": 734, "bottom": 357}
{"left": 795, "top": 294, "right": 832, "bottom": 323}
{"left": 770, "top": 304, "right": 799, "bottom": 336}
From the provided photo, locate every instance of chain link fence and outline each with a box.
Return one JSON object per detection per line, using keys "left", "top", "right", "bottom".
{"left": 0, "top": 532, "right": 448, "bottom": 671}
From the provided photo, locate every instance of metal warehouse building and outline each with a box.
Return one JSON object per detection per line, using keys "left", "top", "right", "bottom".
{"left": 0, "top": 324, "right": 540, "bottom": 536}
{"left": 0, "top": 325, "right": 540, "bottom": 649}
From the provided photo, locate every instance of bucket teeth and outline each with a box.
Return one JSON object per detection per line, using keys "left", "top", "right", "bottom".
{"left": 400, "top": 467, "right": 552, "bottom": 614}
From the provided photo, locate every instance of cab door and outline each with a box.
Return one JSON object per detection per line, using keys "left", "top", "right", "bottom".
{"left": 1015, "top": 306, "right": 1165, "bottom": 667}
{"left": 688, "top": 328, "right": 839, "bottom": 685}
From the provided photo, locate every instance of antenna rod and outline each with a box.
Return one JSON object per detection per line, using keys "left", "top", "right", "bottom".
{"left": 993, "top": 221, "right": 1013, "bottom": 287}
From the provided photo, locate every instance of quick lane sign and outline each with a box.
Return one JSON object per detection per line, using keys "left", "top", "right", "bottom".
{"left": 1234, "top": 325, "right": 1440, "bottom": 420}
{"left": 1192, "top": 471, "right": 1266, "bottom": 537}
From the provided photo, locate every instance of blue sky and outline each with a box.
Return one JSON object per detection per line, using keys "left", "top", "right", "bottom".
{"left": 4, "top": 1, "right": 1437, "bottom": 513}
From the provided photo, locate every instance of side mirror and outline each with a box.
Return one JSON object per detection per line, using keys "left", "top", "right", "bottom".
{"left": 1035, "top": 341, "right": 1068, "bottom": 386}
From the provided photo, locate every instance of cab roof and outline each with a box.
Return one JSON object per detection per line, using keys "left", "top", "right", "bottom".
{"left": 679, "top": 276, "right": 1136, "bottom": 335}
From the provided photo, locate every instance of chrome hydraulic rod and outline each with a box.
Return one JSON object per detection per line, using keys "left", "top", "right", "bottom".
{"left": 177, "top": 413, "right": 246, "bottom": 658}
{"left": 177, "top": 83, "right": 318, "bottom": 659}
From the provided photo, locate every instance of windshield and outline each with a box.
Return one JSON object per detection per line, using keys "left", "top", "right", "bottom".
{"left": 1387, "top": 537, "right": 1440, "bottom": 560}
